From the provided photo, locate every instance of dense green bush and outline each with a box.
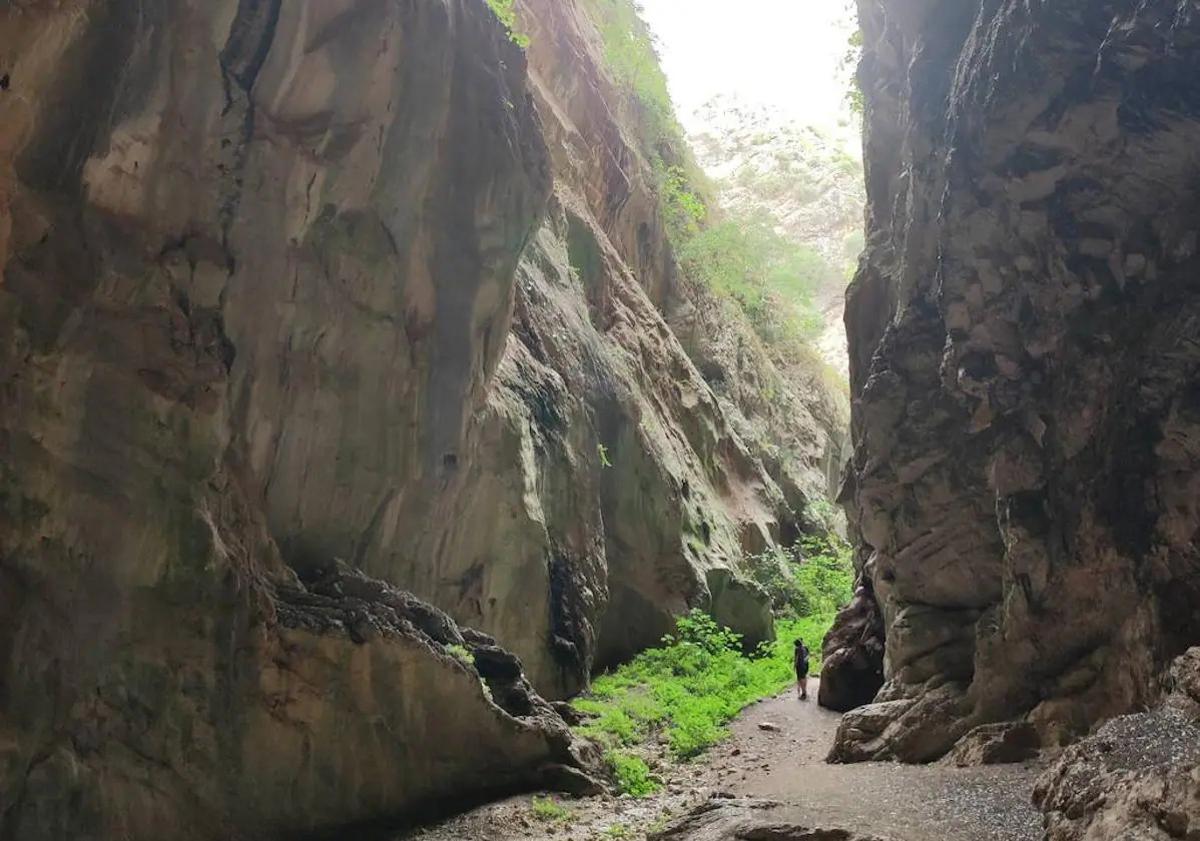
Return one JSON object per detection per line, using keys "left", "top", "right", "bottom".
{"left": 577, "top": 0, "right": 713, "bottom": 251}
{"left": 746, "top": 535, "right": 854, "bottom": 618}
{"left": 579, "top": 0, "right": 677, "bottom": 155}
{"left": 576, "top": 0, "right": 840, "bottom": 360}
{"left": 606, "top": 751, "right": 660, "bottom": 797}
{"left": 572, "top": 610, "right": 834, "bottom": 794}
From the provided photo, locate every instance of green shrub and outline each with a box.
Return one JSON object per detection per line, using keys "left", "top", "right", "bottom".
{"left": 576, "top": 0, "right": 845, "bottom": 375}
{"left": 843, "top": 27, "right": 865, "bottom": 115}
{"left": 746, "top": 535, "right": 854, "bottom": 618}
{"left": 606, "top": 751, "right": 660, "bottom": 797}
{"left": 444, "top": 644, "right": 474, "bottom": 666}
{"left": 530, "top": 796, "right": 573, "bottom": 822}
{"left": 485, "top": 0, "right": 529, "bottom": 47}
{"left": 572, "top": 608, "right": 839, "bottom": 776}
{"left": 579, "top": 0, "right": 676, "bottom": 152}
{"left": 677, "top": 215, "right": 833, "bottom": 347}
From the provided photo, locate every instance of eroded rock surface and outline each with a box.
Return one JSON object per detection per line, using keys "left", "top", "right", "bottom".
{"left": 650, "top": 798, "right": 892, "bottom": 841}
{"left": 826, "top": 0, "right": 1200, "bottom": 764}
{"left": 1035, "top": 649, "right": 1200, "bottom": 840}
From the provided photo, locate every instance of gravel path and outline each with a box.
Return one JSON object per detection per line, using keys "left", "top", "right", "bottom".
{"left": 721, "top": 691, "right": 1042, "bottom": 841}
{"left": 401, "top": 680, "right": 1044, "bottom": 841}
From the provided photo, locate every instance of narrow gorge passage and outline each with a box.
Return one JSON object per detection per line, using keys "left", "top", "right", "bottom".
{"left": 407, "top": 682, "right": 1042, "bottom": 841}
{"left": 6, "top": 0, "right": 1200, "bottom": 840}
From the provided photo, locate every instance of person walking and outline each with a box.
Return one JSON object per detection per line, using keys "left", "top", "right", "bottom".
{"left": 794, "top": 638, "right": 810, "bottom": 701}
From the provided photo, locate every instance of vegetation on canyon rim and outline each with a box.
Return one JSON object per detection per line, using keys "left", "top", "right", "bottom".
{"left": 579, "top": 0, "right": 838, "bottom": 359}
{"left": 572, "top": 536, "right": 853, "bottom": 796}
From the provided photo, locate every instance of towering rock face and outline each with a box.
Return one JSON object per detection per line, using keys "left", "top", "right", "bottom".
{"left": 0, "top": 2, "right": 578, "bottom": 837}
{"left": 829, "top": 0, "right": 1200, "bottom": 765}
{"left": 0, "top": 0, "right": 845, "bottom": 835}
{"left": 391, "top": 0, "right": 851, "bottom": 693}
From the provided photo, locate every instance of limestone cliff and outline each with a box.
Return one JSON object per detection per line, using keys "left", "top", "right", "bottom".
{"left": 826, "top": 0, "right": 1200, "bottom": 777}
{"left": 0, "top": 0, "right": 846, "bottom": 835}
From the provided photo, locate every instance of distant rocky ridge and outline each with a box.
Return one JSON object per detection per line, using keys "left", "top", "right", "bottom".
{"left": 686, "top": 96, "right": 865, "bottom": 379}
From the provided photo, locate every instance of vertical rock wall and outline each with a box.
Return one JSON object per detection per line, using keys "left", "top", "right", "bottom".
{"left": 828, "top": 0, "right": 1200, "bottom": 763}
{"left": 0, "top": 1, "right": 573, "bottom": 837}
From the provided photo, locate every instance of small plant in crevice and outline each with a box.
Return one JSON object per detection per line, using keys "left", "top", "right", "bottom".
{"left": 445, "top": 644, "right": 474, "bottom": 666}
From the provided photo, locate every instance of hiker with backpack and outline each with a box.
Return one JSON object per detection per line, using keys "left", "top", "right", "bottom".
{"left": 794, "top": 638, "right": 810, "bottom": 701}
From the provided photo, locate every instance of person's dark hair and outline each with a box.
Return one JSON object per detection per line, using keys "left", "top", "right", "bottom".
{"left": 794, "top": 638, "right": 805, "bottom": 647}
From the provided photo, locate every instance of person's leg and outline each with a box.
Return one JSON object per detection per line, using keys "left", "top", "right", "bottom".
{"left": 800, "top": 675, "right": 809, "bottom": 700}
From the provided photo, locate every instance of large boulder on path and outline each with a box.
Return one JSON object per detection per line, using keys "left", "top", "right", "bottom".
{"left": 818, "top": 582, "right": 884, "bottom": 713}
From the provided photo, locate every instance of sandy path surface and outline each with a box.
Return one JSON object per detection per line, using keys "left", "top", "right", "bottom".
{"left": 402, "top": 681, "right": 1043, "bottom": 840}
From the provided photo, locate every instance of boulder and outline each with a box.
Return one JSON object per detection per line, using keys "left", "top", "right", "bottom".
{"left": 819, "top": 581, "right": 885, "bottom": 712}
{"left": 948, "top": 722, "right": 1040, "bottom": 767}
{"left": 650, "top": 798, "right": 893, "bottom": 841}
{"left": 1035, "top": 648, "right": 1200, "bottom": 840}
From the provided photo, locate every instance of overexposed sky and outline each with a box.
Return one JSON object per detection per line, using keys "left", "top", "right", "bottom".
{"left": 637, "top": 0, "right": 856, "bottom": 133}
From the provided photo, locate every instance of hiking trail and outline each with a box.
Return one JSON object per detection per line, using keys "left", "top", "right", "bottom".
{"left": 403, "top": 680, "right": 1043, "bottom": 840}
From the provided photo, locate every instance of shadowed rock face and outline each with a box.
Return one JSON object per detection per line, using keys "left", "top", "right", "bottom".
{"left": 827, "top": 0, "right": 1200, "bottom": 765}
{"left": 0, "top": 2, "right": 571, "bottom": 836}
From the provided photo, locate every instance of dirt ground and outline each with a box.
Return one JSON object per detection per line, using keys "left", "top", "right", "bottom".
{"left": 400, "top": 680, "right": 1043, "bottom": 841}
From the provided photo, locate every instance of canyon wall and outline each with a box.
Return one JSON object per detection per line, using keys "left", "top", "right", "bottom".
{"left": 0, "top": 0, "right": 846, "bottom": 836}
{"left": 827, "top": 0, "right": 1200, "bottom": 775}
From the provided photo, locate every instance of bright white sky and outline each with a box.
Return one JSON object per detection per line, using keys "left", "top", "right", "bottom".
{"left": 637, "top": 0, "right": 856, "bottom": 134}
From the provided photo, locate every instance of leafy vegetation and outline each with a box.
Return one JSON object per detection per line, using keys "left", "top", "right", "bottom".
{"left": 579, "top": 0, "right": 679, "bottom": 158}
{"left": 486, "top": 0, "right": 529, "bottom": 47}
{"left": 677, "top": 214, "right": 835, "bottom": 347}
{"left": 530, "top": 796, "right": 574, "bottom": 822}
{"left": 745, "top": 535, "right": 854, "bottom": 619}
{"left": 607, "top": 751, "right": 660, "bottom": 797}
{"left": 841, "top": 3, "right": 865, "bottom": 116}
{"left": 577, "top": 0, "right": 844, "bottom": 363}
{"left": 572, "top": 608, "right": 839, "bottom": 794}
{"left": 577, "top": 0, "right": 714, "bottom": 251}
{"left": 445, "top": 644, "right": 474, "bottom": 666}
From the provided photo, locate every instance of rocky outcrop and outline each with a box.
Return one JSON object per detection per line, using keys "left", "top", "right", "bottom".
{"left": 818, "top": 578, "right": 885, "bottom": 712}
{"left": 1035, "top": 649, "right": 1200, "bottom": 840}
{"left": 0, "top": 0, "right": 846, "bottom": 834}
{"left": 827, "top": 0, "right": 1200, "bottom": 763}
{"left": 394, "top": 0, "right": 850, "bottom": 690}
{"left": 650, "top": 798, "right": 892, "bottom": 841}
